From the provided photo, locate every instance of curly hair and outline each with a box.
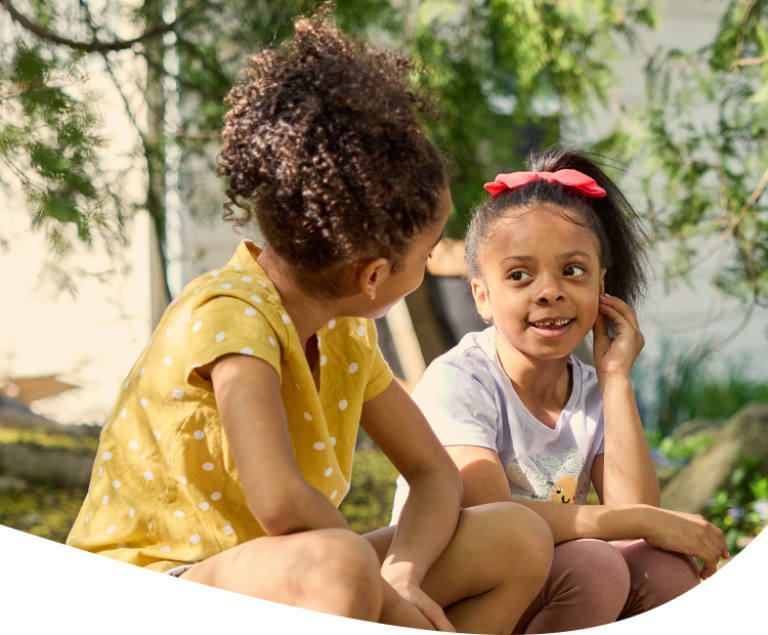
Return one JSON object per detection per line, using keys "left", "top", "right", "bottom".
{"left": 464, "top": 146, "right": 649, "bottom": 308}
{"left": 217, "top": 8, "right": 447, "bottom": 294}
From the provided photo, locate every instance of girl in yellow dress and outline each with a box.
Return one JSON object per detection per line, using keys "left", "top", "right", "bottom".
{"left": 67, "top": 10, "right": 554, "bottom": 634}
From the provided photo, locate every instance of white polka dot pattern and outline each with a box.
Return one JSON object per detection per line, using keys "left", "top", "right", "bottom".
{"left": 66, "top": 245, "right": 392, "bottom": 568}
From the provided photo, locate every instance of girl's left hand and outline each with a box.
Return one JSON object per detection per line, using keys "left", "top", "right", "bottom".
{"left": 385, "top": 576, "right": 455, "bottom": 632}
{"left": 592, "top": 294, "right": 645, "bottom": 384}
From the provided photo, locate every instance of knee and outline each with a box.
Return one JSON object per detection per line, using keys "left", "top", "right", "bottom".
{"left": 302, "top": 529, "right": 383, "bottom": 621}
{"left": 480, "top": 502, "right": 555, "bottom": 587}
{"left": 623, "top": 542, "right": 700, "bottom": 607}
{"left": 556, "top": 540, "right": 631, "bottom": 610}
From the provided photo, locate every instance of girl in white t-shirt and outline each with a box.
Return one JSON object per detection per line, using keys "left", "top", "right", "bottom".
{"left": 392, "top": 147, "right": 728, "bottom": 633}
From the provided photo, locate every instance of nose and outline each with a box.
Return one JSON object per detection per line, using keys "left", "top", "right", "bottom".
{"left": 536, "top": 274, "right": 565, "bottom": 304}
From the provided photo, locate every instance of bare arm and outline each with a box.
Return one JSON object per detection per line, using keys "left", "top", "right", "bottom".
{"left": 449, "top": 445, "right": 648, "bottom": 544}
{"left": 210, "top": 354, "right": 348, "bottom": 535}
{"left": 361, "top": 379, "right": 462, "bottom": 630}
{"left": 593, "top": 295, "right": 660, "bottom": 506}
{"left": 448, "top": 445, "right": 728, "bottom": 578}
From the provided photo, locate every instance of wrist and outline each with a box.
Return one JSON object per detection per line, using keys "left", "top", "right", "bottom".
{"left": 629, "top": 503, "right": 654, "bottom": 538}
{"left": 597, "top": 372, "right": 632, "bottom": 392}
{"left": 381, "top": 559, "right": 425, "bottom": 588}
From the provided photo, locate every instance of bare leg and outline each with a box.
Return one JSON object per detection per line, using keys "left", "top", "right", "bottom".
{"left": 366, "top": 502, "right": 555, "bottom": 635}
{"left": 181, "top": 528, "right": 383, "bottom": 621}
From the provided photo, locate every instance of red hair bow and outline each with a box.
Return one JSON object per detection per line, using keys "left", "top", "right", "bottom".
{"left": 484, "top": 169, "right": 606, "bottom": 198}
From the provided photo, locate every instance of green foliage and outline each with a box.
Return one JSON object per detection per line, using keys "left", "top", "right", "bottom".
{"left": 1, "top": 0, "right": 658, "bottom": 281}
{"left": 385, "top": 0, "right": 658, "bottom": 236}
{"left": 600, "top": 0, "right": 768, "bottom": 306}
{"left": 0, "top": 482, "right": 86, "bottom": 544}
{"left": 339, "top": 447, "right": 399, "bottom": 534}
{"left": 703, "top": 454, "right": 767, "bottom": 555}
{"left": 0, "top": 427, "right": 99, "bottom": 453}
{"left": 633, "top": 342, "right": 768, "bottom": 437}
{"left": 0, "top": 40, "right": 125, "bottom": 288}
{"left": 658, "top": 432, "right": 714, "bottom": 463}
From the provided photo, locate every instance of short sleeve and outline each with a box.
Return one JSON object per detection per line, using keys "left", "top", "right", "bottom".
{"left": 363, "top": 345, "right": 394, "bottom": 402}
{"left": 183, "top": 296, "right": 282, "bottom": 387}
{"left": 411, "top": 356, "right": 501, "bottom": 451}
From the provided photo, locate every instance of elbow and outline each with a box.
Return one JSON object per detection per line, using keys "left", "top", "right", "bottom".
{"left": 409, "top": 457, "right": 463, "bottom": 505}
{"left": 248, "top": 487, "right": 309, "bottom": 537}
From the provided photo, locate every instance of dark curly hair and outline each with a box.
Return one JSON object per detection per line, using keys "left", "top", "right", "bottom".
{"left": 217, "top": 8, "right": 447, "bottom": 294}
{"left": 464, "top": 146, "right": 649, "bottom": 308}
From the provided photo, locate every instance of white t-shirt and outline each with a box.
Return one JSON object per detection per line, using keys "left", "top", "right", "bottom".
{"left": 390, "top": 327, "right": 604, "bottom": 525}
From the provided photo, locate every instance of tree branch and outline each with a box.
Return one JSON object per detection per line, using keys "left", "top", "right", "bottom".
{"left": 679, "top": 164, "right": 768, "bottom": 275}
{"left": 2, "top": 0, "right": 191, "bottom": 52}
{"left": 733, "top": 55, "right": 768, "bottom": 69}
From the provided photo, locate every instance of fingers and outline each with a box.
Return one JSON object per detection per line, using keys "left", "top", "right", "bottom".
{"left": 420, "top": 597, "right": 455, "bottom": 632}
{"left": 599, "top": 294, "right": 641, "bottom": 331}
{"left": 592, "top": 307, "right": 608, "bottom": 339}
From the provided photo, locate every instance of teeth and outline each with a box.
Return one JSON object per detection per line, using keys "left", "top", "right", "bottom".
{"left": 533, "top": 318, "right": 571, "bottom": 327}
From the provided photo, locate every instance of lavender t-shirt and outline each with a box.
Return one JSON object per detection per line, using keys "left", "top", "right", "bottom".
{"left": 390, "top": 327, "right": 605, "bottom": 525}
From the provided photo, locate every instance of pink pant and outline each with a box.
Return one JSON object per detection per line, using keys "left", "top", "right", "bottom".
{"left": 513, "top": 539, "right": 699, "bottom": 634}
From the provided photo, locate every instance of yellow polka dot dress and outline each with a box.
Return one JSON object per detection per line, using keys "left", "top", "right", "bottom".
{"left": 66, "top": 241, "right": 393, "bottom": 572}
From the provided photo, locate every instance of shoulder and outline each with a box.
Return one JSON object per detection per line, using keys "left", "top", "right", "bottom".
{"left": 568, "top": 355, "right": 604, "bottom": 416}
{"left": 569, "top": 355, "right": 600, "bottom": 394}
{"left": 323, "top": 317, "right": 379, "bottom": 351}
{"left": 414, "top": 329, "right": 502, "bottom": 402}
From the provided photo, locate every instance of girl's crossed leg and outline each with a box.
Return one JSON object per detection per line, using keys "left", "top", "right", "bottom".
{"left": 182, "top": 502, "right": 554, "bottom": 634}
{"left": 513, "top": 538, "right": 699, "bottom": 634}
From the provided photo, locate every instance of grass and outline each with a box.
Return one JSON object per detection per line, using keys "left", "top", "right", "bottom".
{"left": 0, "top": 482, "right": 87, "bottom": 543}
{"left": 0, "top": 428, "right": 99, "bottom": 453}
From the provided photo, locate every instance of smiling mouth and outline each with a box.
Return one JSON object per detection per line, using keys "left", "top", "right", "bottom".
{"left": 528, "top": 318, "right": 574, "bottom": 328}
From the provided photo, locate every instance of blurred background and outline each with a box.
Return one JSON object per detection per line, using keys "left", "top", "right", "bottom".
{"left": 1, "top": 0, "right": 766, "bottom": 557}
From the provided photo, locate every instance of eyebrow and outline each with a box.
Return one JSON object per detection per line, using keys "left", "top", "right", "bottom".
{"left": 556, "top": 250, "right": 592, "bottom": 260}
{"left": 500, "top": 250, "right": 592, "bottom": 266}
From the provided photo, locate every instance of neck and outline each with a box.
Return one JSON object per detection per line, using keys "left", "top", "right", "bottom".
{"left": 256, "top": 246, "right": 340, "bottom": 349}
{"left": 494, "top": 329, "right": 572, "bottom": 413}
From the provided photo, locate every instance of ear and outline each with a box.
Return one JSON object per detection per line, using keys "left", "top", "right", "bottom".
{"left": 471, "top": 278, "right": 492, "bottom": 324}
{"left": 599, "top": 267, "right": 606, "bottom": 296}
{"left": 358, "top": 257, "right": 389, "bottom": 300}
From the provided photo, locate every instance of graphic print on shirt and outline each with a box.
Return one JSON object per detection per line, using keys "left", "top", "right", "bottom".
{"left": 504, "top": 447, "right": 589, "bottom": 504}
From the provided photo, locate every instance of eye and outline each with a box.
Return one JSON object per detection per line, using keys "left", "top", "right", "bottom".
{"left": 563, "top": 265, "right": 585, "bottom": 277}
{"left": 509, "top": 271, "right": 531, "bottom": 282}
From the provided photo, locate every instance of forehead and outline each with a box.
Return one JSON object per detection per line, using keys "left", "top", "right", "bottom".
{"left": 485, "top": 208, "right": 599, "bottom": 262}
